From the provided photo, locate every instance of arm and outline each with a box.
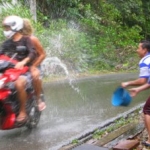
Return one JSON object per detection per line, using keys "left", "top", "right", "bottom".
{"left": 129, "top": 83, "right": 150, "bottom": 97}
{"left": 25, "top": 37, "right": 37, "bottom": 63}
{"left": 30, "top": 36, "right": 46, "bottom": 67}
{"left": 122, "top": 60, "right": 149, "bottom": 87}
{"left": 15, "top": 37, "right": 37, "bottom": 69}
{"left": 121, "top": 78, "right": 148, "bottom": 88}
{"left": 29, "top": 36, "right": 46, "bottom": 79}
{"left": 20, "top": 57, "right": 30, "bottom": 66}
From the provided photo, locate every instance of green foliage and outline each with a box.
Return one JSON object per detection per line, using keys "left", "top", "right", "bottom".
{"left": 77, "top": 2, "right": 142, "bottom": 70}
{"left": 107, "top": 0, "right": 150, "bottom": 38}
{"left": 0, "top": 0, "right": 146, "bottom": 73}
{"left": 38, "top": 19, "right": 92, "bottom": 72}
{"left": 34, "top": 0, "right": 82, "bottom": 22}
{"left": 0, "top": 2, "right": 44, "bottom": 40}
{"left": 71, "top": 139, "right": 79, "bottom": 144}
{"left": 0, "top": 2, "right": 31, "bottom": 40}
{"left": 93, "top": 116, "right": 135, "bottom": 140}
{"left": 0, "top": 2, "right": 31, "bottom": 18}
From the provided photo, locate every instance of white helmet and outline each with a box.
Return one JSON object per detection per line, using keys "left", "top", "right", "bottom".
{"left": 2, "top": 15, "right": 23, "bottom": 38}
{"left": 3, "top": 15, "right": 23, "bottom": 32}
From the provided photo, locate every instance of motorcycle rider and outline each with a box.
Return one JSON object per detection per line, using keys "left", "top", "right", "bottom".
{"left": 0, "top": 15, "right": 37, "bottom": 124}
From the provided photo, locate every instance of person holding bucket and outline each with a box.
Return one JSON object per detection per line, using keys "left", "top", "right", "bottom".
{"left": 113, "top": 40, "right": 150, "bottom": 107}
{"left": 121, "top": 40, "right": 150, "bottom": 147}
{"left": 121, "top": 40, "right": 150, "bottom": 88}
{"left": 112, "top": 40, "right": 150, "bottom": 107}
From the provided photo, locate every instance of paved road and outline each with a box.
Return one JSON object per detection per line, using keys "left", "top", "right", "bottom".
{"left": 0, "top": 72, "right": 148, "bottom": 150}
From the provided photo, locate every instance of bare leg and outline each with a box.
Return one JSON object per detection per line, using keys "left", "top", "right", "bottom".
{"left": 31, "top": 68, "right": 46, "bottom": 111}
{"left": 144, "top": 114, "right": 150, "bottom": 143}
{"left": 33, "top": 77, "right": 42, "bottom": 100}
{"left": 15, "top": 76, "right": 27, "bottom": 122}
{"left": 33, "top": 78, "right": 46, "bottom": 109}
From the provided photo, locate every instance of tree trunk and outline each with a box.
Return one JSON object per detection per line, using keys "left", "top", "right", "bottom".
{"left": 29, "top": 0, "right": 37, "bottom": 22}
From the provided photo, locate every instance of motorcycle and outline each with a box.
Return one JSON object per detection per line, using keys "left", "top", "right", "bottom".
{"left": 0, "top": 46, "right": 43, "bottom": 130}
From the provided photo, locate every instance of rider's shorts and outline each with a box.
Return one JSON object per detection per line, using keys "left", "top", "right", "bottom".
{"left": 20, "top": 72, "right": 32, "bottom": 90}
{"left": 20, "top": 66, "right": 43, "bottom": 90}
{"left": 38, "top": 66, "right": 43, "bottom": 79}
{"left": 143, "top": 96, "right": 150, "bottom": 115}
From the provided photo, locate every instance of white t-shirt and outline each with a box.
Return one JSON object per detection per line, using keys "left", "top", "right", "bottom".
{"left": 139, "top": 53, "right": 150, "bottom": 79}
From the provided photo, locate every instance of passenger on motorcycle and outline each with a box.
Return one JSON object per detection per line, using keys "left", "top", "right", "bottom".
{"left": 0, "top": 15, "right": 37, "bottom": 124}
{"left": 22, "top": 18, "right": 46, "bottom": 111}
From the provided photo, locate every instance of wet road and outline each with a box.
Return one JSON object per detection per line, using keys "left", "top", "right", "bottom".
{"left": 0, "top": 72, "right": 149, "bottom": 150}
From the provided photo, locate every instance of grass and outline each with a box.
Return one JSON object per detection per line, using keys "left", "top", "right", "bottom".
{"left": 92, "top": 109, "right": 140, "bottom": 140}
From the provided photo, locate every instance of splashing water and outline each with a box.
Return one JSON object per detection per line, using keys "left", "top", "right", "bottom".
{"left": 40, "top": 21, "right": 89, "bottom": 98}
{"left": 41, "top": 57, "right": 82, "bottom": 96}
{"left": 41, "top": 57, "right": 69, "bottom": 76}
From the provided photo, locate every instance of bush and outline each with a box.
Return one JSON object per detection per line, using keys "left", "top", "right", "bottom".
{"left": 0, "top": 1, "right": 143, "bottom": 73}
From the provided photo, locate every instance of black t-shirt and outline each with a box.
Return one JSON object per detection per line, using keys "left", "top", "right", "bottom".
{"left": 0, "top": 36, "right": 37, "bottom": 65}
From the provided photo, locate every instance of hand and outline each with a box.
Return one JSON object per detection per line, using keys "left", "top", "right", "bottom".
{"left": 129, "top": 88, "right": 139, "bottom": 97}
{"left": 15, "top": 61, "right": 25, "bottom": 69}
{"left": 121, "top": 82, "right": 129, "bottom": 88}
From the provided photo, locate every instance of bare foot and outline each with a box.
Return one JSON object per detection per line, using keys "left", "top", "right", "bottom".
{"left": 38, "top": 101, "right": 46, "bottom": 111}
{"left": 16, "top": 113, "right": 27, "bottom": 123}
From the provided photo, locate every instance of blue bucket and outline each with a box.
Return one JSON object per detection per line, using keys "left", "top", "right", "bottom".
{"left": 111, "top": 87, "right": 132, "bottom": 106}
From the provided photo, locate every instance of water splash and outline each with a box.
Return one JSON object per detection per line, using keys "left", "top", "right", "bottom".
{"left": 68, "top": 77, "right": 80, "bottom": 93}
{"left": 40, "top": 21, "right": 89, "bottom": 97}
{"left": 41, "top": 57, "right": 82, "bottom": 96}
{"left": 41, "top": 57, "right": 69, "bottom": 76}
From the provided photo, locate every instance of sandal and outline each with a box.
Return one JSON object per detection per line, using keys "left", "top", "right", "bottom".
{"left": 142, "top": 141, "right": 150, "bottom": 147}
{"left": 15, "top": 116, "right": 28, "bottom": 126}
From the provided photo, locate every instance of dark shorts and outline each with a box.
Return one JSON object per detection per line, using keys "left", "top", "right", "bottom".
{"left": 20, "top": 72, "right": 32, "bottom": 89}
{"left": 143, "top": 96, "right": 150, "bottom": 115}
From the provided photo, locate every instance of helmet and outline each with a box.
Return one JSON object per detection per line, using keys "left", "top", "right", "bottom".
{"left": 3, "top": 15, "right": 23, "bottom": 31}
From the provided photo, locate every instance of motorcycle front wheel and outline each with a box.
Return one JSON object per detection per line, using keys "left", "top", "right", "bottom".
{"left": 26, "top": 101, "right": 41, "bottom": 129}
